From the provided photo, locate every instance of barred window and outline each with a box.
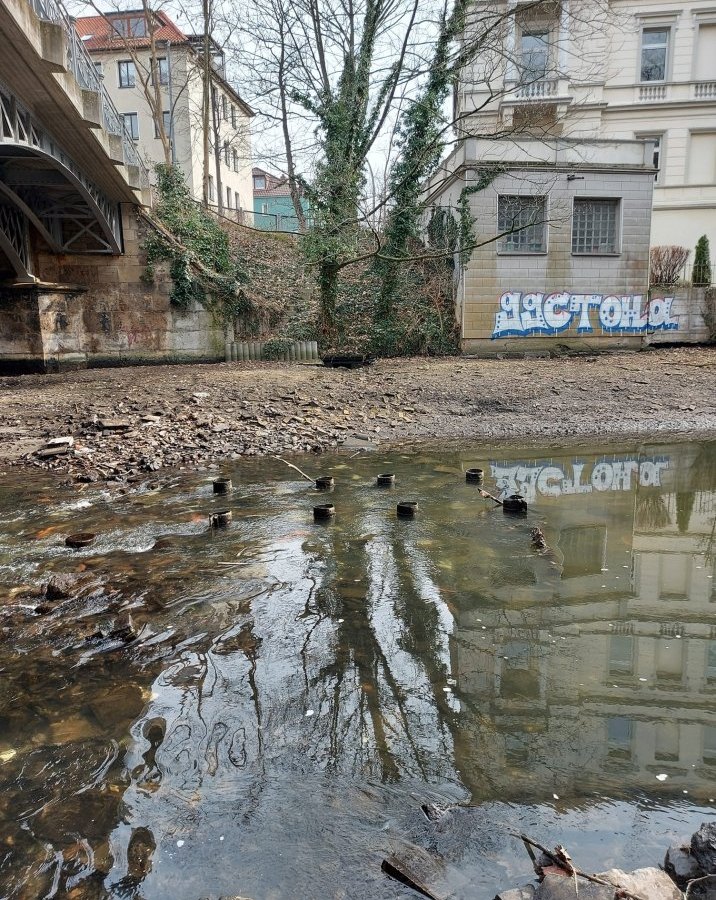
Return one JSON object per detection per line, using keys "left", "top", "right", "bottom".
{"left": 572, "top": 198, "right": 620, "bottom": 254}
{"left": 497, "top": 195, "right": 546, "bottom": 253}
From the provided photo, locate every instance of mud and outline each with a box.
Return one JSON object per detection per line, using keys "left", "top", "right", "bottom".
{"left": 0, "top": 347, "right": 714, "bottom": 484}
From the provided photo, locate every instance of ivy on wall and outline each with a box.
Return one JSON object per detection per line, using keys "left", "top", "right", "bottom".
{"left": 142, "top": 165, "right": 250, "bottom": 324}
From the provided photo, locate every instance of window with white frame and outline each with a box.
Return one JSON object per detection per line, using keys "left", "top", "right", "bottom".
{"left": 640, "top": 27, "right": 669, "bottom": 82}
{"left": 122, "top": 112, "right": 139, "bottom": 140}
{"left": 520, "top": 31, "right": 549, "bottom": 83}
{"left": 235, "top": 191, "right": 240, "bottom": 211}
{"left": 226, "top": 186, "right": 232, "bottom": 208}
{"left": 117, "top": 60, "right": 136, "bottom": 88}
{"left": 222, "top": 95, "right": 228, "bottom": 121}
{"left": 497, "top": 195, "right": 547, "bottom": 253}
{"left": 254, "top": 174, "right": 266, "bottom": 190}
{"left": 231, "top": 106, "right": 237, "bottom": 128}
{"left": 157, "top": 57, "right": 169, "bottom": 85}
{"left": 572, "top": 198, "right": 620, "bottom": 255}
{"left": 232, "top": 148, "right": 238, "bottom": 172}
{"left": 224, "top": 141, "right": 230, "bottom": 166}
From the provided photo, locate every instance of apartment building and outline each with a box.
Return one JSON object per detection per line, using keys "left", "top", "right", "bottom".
{"left": 425, "top": 0, "right": 714, "bottom": 352}
{"left": 75, "top": 11, "right": 254, "bottom": 218}
{"left": 458, "top": 0, "right": 716, "bottom": 252}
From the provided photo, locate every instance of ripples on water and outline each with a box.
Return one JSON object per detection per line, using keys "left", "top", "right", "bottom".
{"left": 0, "top": 440, "right": 715, "bottom": 899}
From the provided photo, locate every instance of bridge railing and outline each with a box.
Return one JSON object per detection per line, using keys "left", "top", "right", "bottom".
{"left": 27, "top": 0, "right": 148, "bottom": 182}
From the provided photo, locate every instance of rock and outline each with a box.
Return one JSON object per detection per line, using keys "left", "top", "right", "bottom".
{"left": 692, "top": 823, "right": 716, "bottom": 875}
{"left": 35, "top": 445, "right": 69, "bottom": 458}
{"left": 535, "top": 875, "right": 614, "bottom": 899}
{"left": 89, "top": 682, "right": 146, "bottom": 729}
{"left": 46, "top": 436, "right": 74, "bottom": 448}
{"left": 665, "top": 844, "right": 702, "bottom": 888}
{"left": 598, "top": 867, "right": 682, "bottom": 899}
{"left": 496, "top": 887, "right": 536, "bottom": 900}
{"left": 99, "top": 419, "right": 131, "bottom": 431}
{"left": 46, "top": 573, "right": 79, "bottom": 601}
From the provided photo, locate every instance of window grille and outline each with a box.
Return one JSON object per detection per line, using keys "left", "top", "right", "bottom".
{"left": 572, "top": 198, "right": 619, "bottom": 254}
{"left": 497, "top": 195, "right": 546, "bottom": 253}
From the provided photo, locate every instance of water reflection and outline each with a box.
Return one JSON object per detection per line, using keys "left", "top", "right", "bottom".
{"left": 0, "top": 440, "right": 714, "bottom": 898}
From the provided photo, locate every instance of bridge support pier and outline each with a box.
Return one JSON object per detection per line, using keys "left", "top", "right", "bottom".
{"left": 0, "top": 206, "right": 228, "bottom": 374}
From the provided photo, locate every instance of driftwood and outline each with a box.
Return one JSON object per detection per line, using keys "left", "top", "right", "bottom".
{"left": 511, "top": 833, "right": 647, "bottom": 900}
{"left": 270, "top": 455, "right": 315, "bottom": 483}
{"left": 478, "top": 488, "right": 504, "bottom": 506}
{"left": 381, "top": 857, "right": 443, "bottom": 900}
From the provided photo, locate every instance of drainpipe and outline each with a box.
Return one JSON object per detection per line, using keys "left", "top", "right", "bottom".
{"left": 166, "top": 40, "right": 176, "bottom": 166}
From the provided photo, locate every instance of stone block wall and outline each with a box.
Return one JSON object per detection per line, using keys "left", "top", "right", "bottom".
{"left": 460, "top": 167, "right": 659, "bottom": 355}
{"left": 0, "top": 204, "right": 226, "bottom": 373}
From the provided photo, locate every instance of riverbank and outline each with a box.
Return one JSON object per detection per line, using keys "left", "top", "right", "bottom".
{"left": 1, "top": 346, "right": 715, "bottom": 484}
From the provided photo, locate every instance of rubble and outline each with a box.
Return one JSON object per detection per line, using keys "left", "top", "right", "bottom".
{"left": 0, "top": 348, "right": 713, "bottom": 487}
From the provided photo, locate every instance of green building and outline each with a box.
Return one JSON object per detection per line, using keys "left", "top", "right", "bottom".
{"left": 253, "top": 168, "right": 310, "bottom": 232}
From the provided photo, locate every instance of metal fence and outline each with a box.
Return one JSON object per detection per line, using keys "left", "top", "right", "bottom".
{"left": 27, "top": 0, "right": 149, "bottom": 183}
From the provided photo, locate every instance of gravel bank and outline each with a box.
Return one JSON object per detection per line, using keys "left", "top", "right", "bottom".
{"left": 1, "top": 347, "right": 715, "bottom": 484}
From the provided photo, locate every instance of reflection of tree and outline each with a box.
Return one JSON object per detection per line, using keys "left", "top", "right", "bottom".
{"left": 635, "top": 493, "right": 671, "bottom": 530}
{"left": 676, "top": 492, "right": 695, "bottom": 534}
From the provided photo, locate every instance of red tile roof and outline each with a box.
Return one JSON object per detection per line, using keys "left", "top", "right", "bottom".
{"left": 75, "top": 11, "right": 187, "bottom": 52}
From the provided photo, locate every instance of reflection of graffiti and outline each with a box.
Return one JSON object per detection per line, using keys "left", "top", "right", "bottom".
{"left": 491, "top": 292, "right": 677, "bottom": 339}
{"left": 491, "top": 456, "right": 669, "bottom": 503}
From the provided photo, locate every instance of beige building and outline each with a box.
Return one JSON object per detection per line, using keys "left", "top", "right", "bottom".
{"left": 75, "top": 11, "right": 254, "bottom": 220}
{"left": 458, "top": 0, "right": 716, "bottom": 253}
{"left": 425, "top": 0, "right": 716, "bottom": 353}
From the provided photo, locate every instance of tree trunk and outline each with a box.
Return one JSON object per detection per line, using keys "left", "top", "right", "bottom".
{"left": 318, "top": 259, "right": 339, "bottom": 346}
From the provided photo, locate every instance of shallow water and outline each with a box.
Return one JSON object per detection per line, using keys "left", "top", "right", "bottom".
{"left": 0, "top": 440, "right": 715, "bottom": 899}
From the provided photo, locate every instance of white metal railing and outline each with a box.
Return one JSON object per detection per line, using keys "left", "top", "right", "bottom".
{"left": 26, "top": 0, "right": 148, "bottom": 184}
{"left": 638, "top": 83, "right": 667, "bottom": 101}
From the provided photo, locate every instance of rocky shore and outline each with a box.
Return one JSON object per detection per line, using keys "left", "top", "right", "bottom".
{"left": 0, "top": 347, "right": 715, "bottom": 486}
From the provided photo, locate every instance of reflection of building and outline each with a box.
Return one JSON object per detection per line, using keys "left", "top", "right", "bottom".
{"left": 450, "top": 443, "right": 716, "bottom": 803}
{"left": 76, "top": 11, "right": 254, "bottom": 217}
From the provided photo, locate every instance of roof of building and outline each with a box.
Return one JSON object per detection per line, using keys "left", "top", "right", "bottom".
{"left": 253, "top": 167, "right": 294, "bottom": 197}
{"left": 74, "top": 11, "right": 187, "bottom": 51}
{"left": 75, "top": 13, "right": 254, "bottom": 116}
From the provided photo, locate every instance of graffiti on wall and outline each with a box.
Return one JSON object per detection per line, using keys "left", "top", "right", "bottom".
{"left": 491, "top": 292, "right": 678, "bottom": 339}
{"left": 490, "top": 456, "right": 669, "bottom": 503}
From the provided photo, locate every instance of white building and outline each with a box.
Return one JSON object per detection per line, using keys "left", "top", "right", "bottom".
{"left": 76, "top": 11, "right": 254, "bottom": 220}
{"left": 458, "top": 0, "right": 716, "bottom": 252}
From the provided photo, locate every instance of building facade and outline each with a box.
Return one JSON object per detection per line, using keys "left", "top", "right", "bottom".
{"left": 425, "top": 0, "right": 715, "bottom": 353}
{"left": 252, "top": 167, "right": 309, "bottom": 232}
{"left": 76, "top": 11, "right": 254, "bottom": 220}
{"left": 458, "top": 0, "right": 716, "bottom": 254}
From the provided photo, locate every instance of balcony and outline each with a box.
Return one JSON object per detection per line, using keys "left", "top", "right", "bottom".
{"left": 694, "top": 81, "right": 716, "bottom": 100}
{"left": 638, "top": 83, "right": 667, "bottom": 102}
{"left": 503, "top": 78, "right": 569, "bottom": 104}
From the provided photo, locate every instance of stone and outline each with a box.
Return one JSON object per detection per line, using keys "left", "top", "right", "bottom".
{"left": 495, "top": 887, "right": 536, "bottom": 900}
{"left": 692, "top": 823, "right": 716, "bottom": 875}
{"left": 89, "top": 682, "right": 145, "bottom": 729}
{"left": 46, "top": 573, "right": 79, "bottom": 601}
{"left": 665, "top": 844, "right": 702, "bottom": 888}
{"left": 35, "top": 445, "right": 69, "bottom": 458}
{"left": 598, "top": 867, "right": 682, "bottom": 900}
{"left": 46, "top": 436, "right": 74, "bottom": 447}
{"left": 535, "top": 875, "right": 614, "bottom": 900}
{"left": 99, "top": 419, "right": 131, "bottom": 431}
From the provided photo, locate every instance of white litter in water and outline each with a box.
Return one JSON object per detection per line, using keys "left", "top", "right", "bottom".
{"left": 639, "top": 677, "right": 647, "bottom": 682}
{"left": 683, "top": 790, "right": 689, "bottom": 794}
{"left": 656, "top": 774, "right": 668, "bottom": 781}
{"left": 337, "top": 618, "right": 344, "bottom": 623}
{"left": 176, "top": 840, "right": 185, "bottom": 847}
{"left": 219, "top": 836, "right": 225, "bottom": 841}
{"left": 443, "top": 687, "right": 452, "bottom": 693}
{"left": 553, "top": 793, "right": 559, "bottom": 800}
{"left": 305, "top": 710, "right": 315, "bottom": 717}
